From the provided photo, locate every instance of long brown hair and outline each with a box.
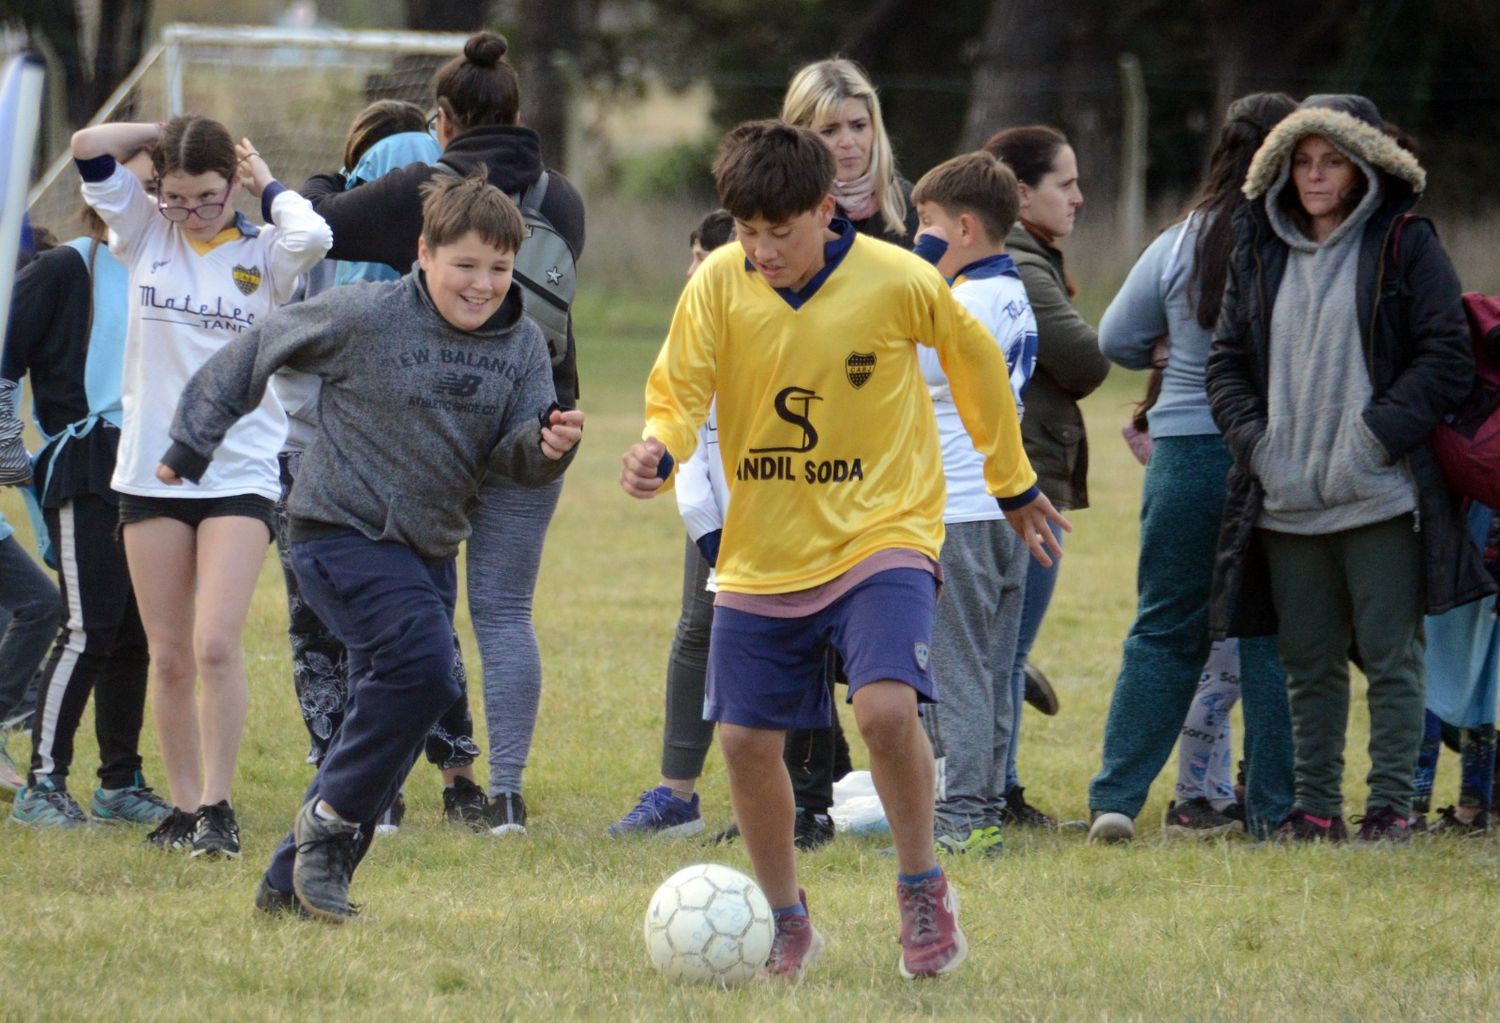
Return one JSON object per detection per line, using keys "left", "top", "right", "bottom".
{"left": 1186, "top": 92, "right": 1296, "bottom": 329}
{"left": 343, "top": 100, "right": 427, "bottom": 172}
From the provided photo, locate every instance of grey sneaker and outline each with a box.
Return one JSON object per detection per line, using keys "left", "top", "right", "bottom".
{"left": 144, "top": 808, "right": 198, "bottom": 851}
{"left": 1086, "top": 811, "right": 1135, "bottom": 844}
{"left": 10, "top": 777, "right": 92, "bottom": 827}
{"left": 91, "top": 773, "right": 174, "bottom": 825}
{"left": 292, "top": 800, "right": 361, "bottom": 924}
{"left": 190, "top": 801, "right": 241, "bottom": 859}
{"left": 484, "top": 791, "right": 528, "bottom": 836}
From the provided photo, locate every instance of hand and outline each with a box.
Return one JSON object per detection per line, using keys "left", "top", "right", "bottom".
{"left": 235, "top": 139, "right": 273, "bottom": 198}
{"left": 1002, "top": 491, "right": 1071, "bottom": 567}
{"left": 1149, "top": 336, "right": 1171, "bottom": 369}
{"left": 621, "top": 438, "right": 668, "bottom": 499}
{"left": 541, "top": 408, "right": 584, "bottom": 460}
{"left": 913, "top": 224, "right": 948, "bottom": 246}
{"left": 155, "top": 463, "right": 183, "bottom": 486}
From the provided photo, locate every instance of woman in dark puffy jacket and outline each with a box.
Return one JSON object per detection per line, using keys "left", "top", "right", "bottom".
{"left": 1206, "top": 94, "right": 1493, "bottom": 843}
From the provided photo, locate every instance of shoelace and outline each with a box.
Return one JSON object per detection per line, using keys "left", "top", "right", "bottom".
{"left": 624, "top": 791, "right": 668, "bottom": 824}
{"left": 44, "top": 790, "right": 88, "bottom": 822}
{"left": 296, "top": 828, "right": 360, "bottom": 882}
{"left": 898, "top": 883, "right": 941, "bottom": 944}
{"left": 148, "top": 810, "right": 195, "bottom": 844}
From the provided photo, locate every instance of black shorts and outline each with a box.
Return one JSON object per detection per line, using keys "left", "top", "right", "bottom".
{"left": 117, "top": 492, "right": 275, "bottom": 540}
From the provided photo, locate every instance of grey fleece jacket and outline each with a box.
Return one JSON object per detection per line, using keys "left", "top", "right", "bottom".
{"left": 1252, "top": 151, "right": 1417, "bottom": 534}
{"left": 164, "top": 272, "right": 574, "bottom": 559}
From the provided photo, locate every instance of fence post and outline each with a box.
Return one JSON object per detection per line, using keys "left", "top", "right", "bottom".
{"left": 164, "top": 29, "right": 183, "bottom": 118}
{"left": 1118, "top": 52, "right": 1147, "bottom": 258}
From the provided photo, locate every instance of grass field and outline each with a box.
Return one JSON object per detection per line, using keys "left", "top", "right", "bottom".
{"left": 2, "top": 277, "right": 1499, "bottom": 1023}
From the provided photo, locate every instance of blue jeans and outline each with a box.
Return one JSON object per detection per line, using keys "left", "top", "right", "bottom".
{"left": 1004, "top": 528, "right": 1063, "bottom": 791}
{"left": 0, "top": 534, "right": 63, "bottom": 723}
{"left": 265, "top": 530, "right": 460, "bottom": 892}
{"left": 1088, "top": 435, "right": 1294, "bottom": 837}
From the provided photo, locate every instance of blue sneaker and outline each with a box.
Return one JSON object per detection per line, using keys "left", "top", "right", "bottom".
{"left": 606, "top": 785, "right": 704, "bottom": 838}
{"left": 91, "top": 773, "right": 174, "bottom": 825}
{"left": 10, "top": 776, "right": 92, "bottom": 828}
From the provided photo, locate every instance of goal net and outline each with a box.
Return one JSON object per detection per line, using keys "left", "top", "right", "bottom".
{"left": 27, "top": 23, "right": 470, "bottom": 239}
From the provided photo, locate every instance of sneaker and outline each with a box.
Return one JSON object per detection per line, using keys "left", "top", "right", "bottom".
{"left": 896, "top": 871, "right": 967, "bottom": 979}
{"left": 10, "top": 776, "right": 92, "bottom": 827}
{"left": 794, "top": 807, "right": 835, "bottom": 851}
{"left": 606, "top": 785, "right": 704, "bottom": 838}
{"left": 191, "top": 801, "right": 242, "bottom": 859}
{"left": 484, "top": 791, "right": 528, "bottom": 836}
{"left": 144, "top": 808, "right": 198, "bottom": 851}
{"left": 1427, "top": 805, "right": 1490, "bottom": 837}
{"left": 1352, "top": 806, "right": 1414, "bottom": 844}
{"left": 1272, "top": 808, "right": 1348, "bottom": 844}
{"left": 374, "top": 792, "right": 405, "bottom": 836}
{"left": 935, "top": 824, "right": 1004, "bottom": 857}
{"left": 1021, "top": 661, "right": 1060, "bottom": 715}
{"left": 0, "top": 745, "right": 23, "bottom": 795}
{"left": 758, "top": 890, "right": 823, "bottom": 981}
{"left": 1163, "top": 797, "right": 1245, "bottom": 840}
{"left": 442, "top": 776, "right": 488, "bottom": 831}
{"left": 91, "top": 773, "right": 173, "bottom": 825}
{"left": 292, "top": 800, "right": 361, "bottom": 925}
{"left": 254, "top": 875, "right": 307, "bottom": 918}
{"left": 998, "top": 786, "right": 1055, "bottom": 829}
{"left": 1086, "top": 811, "right": 1135, "bottom": 844}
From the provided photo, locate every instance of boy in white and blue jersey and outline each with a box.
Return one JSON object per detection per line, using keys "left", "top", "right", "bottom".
{"left": 910, "top": 152, "right": 1041, "bottom": 850}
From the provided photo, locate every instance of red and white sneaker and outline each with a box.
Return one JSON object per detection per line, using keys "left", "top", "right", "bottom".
{"left": 757, "top": 889, "right": 824, "bottom": 981}
{"left": 897, "top": 871, "right": 967, "bottom": 978}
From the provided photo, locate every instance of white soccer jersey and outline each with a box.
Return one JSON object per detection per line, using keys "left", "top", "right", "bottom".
{"left": 674, "top": 400, "right": 730, "bottom": 589}
{"left": 919, "top": 257, "right": 1039, "bottom": 523}
{"left": 83, "top": 162, "right": 332, "bottom": 499}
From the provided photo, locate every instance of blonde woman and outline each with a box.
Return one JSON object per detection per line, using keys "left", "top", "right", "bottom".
{"left": 782, "top": 57, "right": 916, "bottom": 246}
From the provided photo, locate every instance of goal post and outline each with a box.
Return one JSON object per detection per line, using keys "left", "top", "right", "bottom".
{"left": 27, "top": 23, "right": 471, "bottom": 239}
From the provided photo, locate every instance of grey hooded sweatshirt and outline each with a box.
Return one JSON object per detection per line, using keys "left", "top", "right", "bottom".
{"left": 163, "top": 271, "right": 574, "bottom": 559}
{"left": 1250, "top": 143, "right": 1418, "bottom": 534}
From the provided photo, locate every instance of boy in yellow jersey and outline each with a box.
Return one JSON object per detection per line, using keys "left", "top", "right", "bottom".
{"left": 621, "top": 121, "right": 1069, "bottom": 980}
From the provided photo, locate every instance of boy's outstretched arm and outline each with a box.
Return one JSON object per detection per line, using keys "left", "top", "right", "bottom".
{"left": 621, "top": 438, "right": 672, "bottom": 499}
{"left": 1000, "top": 490, "right": 1071, "bottom": 568}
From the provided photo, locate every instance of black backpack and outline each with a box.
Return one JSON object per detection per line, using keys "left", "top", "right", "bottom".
{"left": 433, "top": 162, "right": 576, "bottom": 366}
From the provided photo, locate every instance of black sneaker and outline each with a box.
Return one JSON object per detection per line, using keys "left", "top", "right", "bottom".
{"left": 1163, "top": 797, "right": 1245, "bottom": 840}
{"left": 484, "top": 791, "right": 528, "bottom": 836}
{"left": 1021, "top": 661, "right": 1060, "bottom": 716}
{"left": 712, "top": 822, "right": 741, "bottom": 845}
{"left": 794, "top": 807, "right": 835, "bottom": 850}
{"left": 443, "top": 776, "right": 488, "bottom": 831}
{"left": 191, "top": 801, "right": 241, "bottom": 859}
{"left": 254, "top": 876, "right": 307, "bottom": 918}
{"left": 292, "top": 800, "right": 361, "bottom": 924}
{"left": 1272, "top": 808, "right": 1348, "bottom": 843}
{"left": 1427, "top": 805, "right": 1490, "bottom": 836}
{"left": 144, "top": 808, "right": 198, "bottom": 852}
{"left": 998, "top": 786, "right": 1055, "bottom": 829}
{"left": 1352, "top": 806, "right": 1414, "bottom": 844}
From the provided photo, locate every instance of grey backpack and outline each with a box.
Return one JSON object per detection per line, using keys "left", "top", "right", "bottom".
{"left": 434, "top": 162, "right": 576, "bottom": 366}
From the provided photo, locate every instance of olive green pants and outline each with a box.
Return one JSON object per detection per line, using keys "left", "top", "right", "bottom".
{"left": 1260, "top": 515, "right": 1425, "bottom": 819}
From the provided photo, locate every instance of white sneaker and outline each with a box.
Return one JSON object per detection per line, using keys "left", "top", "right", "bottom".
{"left": 1087, "top": 811, "right": 1135, "bottom": 844}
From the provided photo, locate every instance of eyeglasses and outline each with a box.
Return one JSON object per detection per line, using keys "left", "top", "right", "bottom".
{"left": 157, "top": 184, "right": 230, "bottom": 223}
{"left": 427, "top": 110, "right": 440, "bottom": 135}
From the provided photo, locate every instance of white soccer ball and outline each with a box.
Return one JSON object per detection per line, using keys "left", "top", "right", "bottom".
{"left": 643, "top": 863, "right": 775, "bottom": 985}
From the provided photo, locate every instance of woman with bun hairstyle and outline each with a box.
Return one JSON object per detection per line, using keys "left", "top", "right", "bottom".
{"left": 299, "top": 32, "right": 585, "bottom": 835}
{"left": 981, "top": 125, "right": 1111, "bottom": 829}
{"left": 1207, "top": 95, "right": 1493, "bottom": 842}
{"left": 1086, "top": 94, "right": 1297, "bottom": 844}
{"left": 781, "top": 57, "right": 916, "bottom": 246}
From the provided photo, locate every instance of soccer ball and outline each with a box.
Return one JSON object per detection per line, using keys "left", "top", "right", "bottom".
{"left": 643, "top": 863, "right": 775, "bottom": 984}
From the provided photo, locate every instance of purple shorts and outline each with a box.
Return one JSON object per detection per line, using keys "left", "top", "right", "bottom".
{"left": 705, "top": 568, "right": 938, "bottom": 730}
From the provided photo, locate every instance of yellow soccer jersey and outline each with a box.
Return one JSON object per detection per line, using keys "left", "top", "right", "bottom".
{"left": 643, "top": 229, "right": 1036, "bottom": 595}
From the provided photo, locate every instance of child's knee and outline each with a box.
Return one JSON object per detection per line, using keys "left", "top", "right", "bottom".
{"left": 194, "top": 629, "right": 244, "bottom": 674}
{"left": 719, "top": 724, "right": 781, "bottom": 768}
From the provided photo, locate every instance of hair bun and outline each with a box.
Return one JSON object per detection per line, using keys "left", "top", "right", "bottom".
{"left": 464, "top": 32, "right": 508, "bottom": 68}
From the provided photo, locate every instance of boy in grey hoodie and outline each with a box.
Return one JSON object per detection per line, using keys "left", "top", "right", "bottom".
{"left": 159, "top": 173, "right": 583, "bottom": 920}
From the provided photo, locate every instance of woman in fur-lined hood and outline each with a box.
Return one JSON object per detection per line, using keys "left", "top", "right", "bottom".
{"left": 1205, "top": 94, "right": 1494, "bottom": 843}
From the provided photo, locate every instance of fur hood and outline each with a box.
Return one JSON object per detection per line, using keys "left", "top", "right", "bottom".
{"left": 1243, "top": 103, "right": 1425, "bottom": 200}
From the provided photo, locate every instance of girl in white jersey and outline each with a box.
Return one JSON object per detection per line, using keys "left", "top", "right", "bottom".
{"left": 71, "top": 115, "right": 332, "bottom": 858}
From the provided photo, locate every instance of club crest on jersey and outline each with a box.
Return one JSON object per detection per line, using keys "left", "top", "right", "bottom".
{"left": 845, "top": 351, "right": 876, "bottom": 389}
{"left": 232, "top": 264, "right": 262, "bottom": 296}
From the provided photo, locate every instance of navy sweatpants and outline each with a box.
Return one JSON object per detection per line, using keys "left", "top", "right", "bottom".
{"left": 265, "top": 530, "right": 460, "bottom": 891}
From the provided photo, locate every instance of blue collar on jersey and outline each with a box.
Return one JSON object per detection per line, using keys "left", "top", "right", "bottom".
{"left": 234, "top": 211, "right": 261, "bottom": 238}
{"left": 953, "top": 251, "right": 1019, "bottom": 282}
{"left": 744, "top": 217, "right": 858, "bottom": 311}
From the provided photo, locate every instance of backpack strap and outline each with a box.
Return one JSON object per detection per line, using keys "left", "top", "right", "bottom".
{"left": 518, "top": 170, "right": 549, "bottom": 215}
